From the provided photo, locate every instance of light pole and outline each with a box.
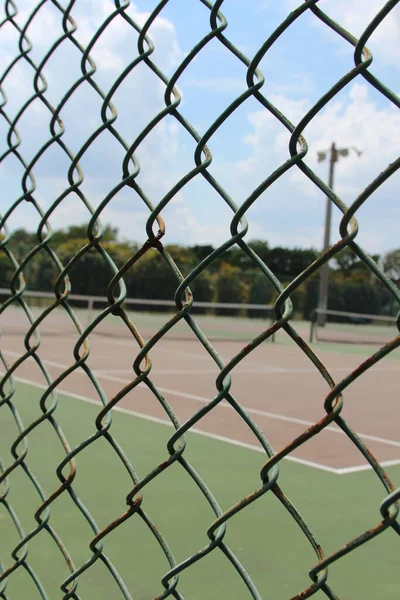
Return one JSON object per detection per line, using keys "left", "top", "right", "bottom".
{"left": 317, "top": 143, "right": 362, "bottom": 326}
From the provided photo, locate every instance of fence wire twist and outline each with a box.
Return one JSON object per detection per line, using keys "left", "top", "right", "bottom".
{"left": 0, "top": 1, "right": 399, "bottom": 598}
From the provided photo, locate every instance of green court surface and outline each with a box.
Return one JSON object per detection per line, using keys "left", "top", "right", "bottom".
{"left": 1, "top": 382, "right": 399, "bottom": 599}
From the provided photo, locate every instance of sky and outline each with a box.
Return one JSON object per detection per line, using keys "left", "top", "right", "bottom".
{"left": 0, "top": 0, "right": 399, "bottom": 255}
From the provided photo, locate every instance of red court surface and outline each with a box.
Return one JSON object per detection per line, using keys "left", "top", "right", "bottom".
{"left": 2, "top": 322, "right": 399, "bottom": 475}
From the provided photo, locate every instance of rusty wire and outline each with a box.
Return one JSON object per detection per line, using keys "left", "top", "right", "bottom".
{"left": 0, "top": 1, "right": 399, "bottom": 598}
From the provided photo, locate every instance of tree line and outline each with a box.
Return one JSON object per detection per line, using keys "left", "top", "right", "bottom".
{"left": 1, "top": 225, "right": 399, "bottom": 319}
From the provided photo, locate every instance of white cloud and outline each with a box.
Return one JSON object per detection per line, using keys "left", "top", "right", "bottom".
{"left": 1, "top": 2, "right": 398, "bottom": 256}
{"left": 316, "top": 0, "right": 399, "bottom": 39}
{"left": 216, "top": 82, "right": 400, "bottom": 253}
{"left": 186, "top": 77, "right": 245, "bottom": 93}
{"left": 0, "top": 1, "right": 195, "bottom": 241}
{"left": 299, "top": 82, "right": 399, "bottom": 189}
{"left": 0, "top": 0, "right": 232, "bottom": 254}
{"left": 294, "top": 0, "right": 400, "bottom": 67}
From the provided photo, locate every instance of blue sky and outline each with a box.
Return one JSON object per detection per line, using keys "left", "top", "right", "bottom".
{"left": 0, "top": 0, "right": 399, "bottom": 255}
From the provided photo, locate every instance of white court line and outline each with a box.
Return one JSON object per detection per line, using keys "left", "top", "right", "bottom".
{"left": 95, "top": 368, "right": 275, "bottom": 376}
{"left": 90, "top": 335, "right": 400, "bottom": 372}
{"left": 3, "top": 349, "right": 400, "bottom": 450}
{"left": 9, "top": 375, "right": 340, "bottom": 475}
{"left": 336, "top": 459, "right": 400, "bottom": 475}
{"left": 95, "top": 366, "right": 400, "bottom": 376}
{"left": 11, "top": 375, "right": 400, "bottom": 476}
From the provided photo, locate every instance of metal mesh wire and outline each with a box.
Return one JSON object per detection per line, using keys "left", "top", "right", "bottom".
{"left": 0, "top": 1, "right": 399, "bottom": 598}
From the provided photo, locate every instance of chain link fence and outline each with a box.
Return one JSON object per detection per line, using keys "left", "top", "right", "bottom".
{"left": 0, "top": 1, "right": 399, "bottom": 598}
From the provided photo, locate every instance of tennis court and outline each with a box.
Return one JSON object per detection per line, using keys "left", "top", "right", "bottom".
{"left": 1, "top": 0, "right": 400, "bottom": 598}
{"left": 1, "top": 304, "right": 399, "bottom": 598}
{"left": 2, "top": 307, "right": 400, "bottom": 473}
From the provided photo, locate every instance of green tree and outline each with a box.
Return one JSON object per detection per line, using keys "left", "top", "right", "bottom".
{"left": 215, "top": 263, "right": 248, "bottom": 313}
{"left": 248, "top": 272, "right": 273, "bottom": 318}
{"left": 126, "top": 250, "right": 179, "bottom": 300}
{"left": 190, "top": 245, "right": 214, "bottom": 264}
{"left": 56, "top": 240, "right": 112, "bottom": 295}
{"left": 332, "top": 247, "right": 379, "bottom": 284}
{"left": 56, "top": 237, "right": 135, "bottom": 296}
{"left": 333, "top": 247, "right": 358, "bottom": 274}
{"left": 222, "top": 240, "right": 270, "bottom": 271}
{"left": 383, "top": 249, "right": 400, "bottom": 284}
{"left": 0, "top": 253, "right": 15, "bottom": 288}
{"left": 51, "top": 224, "right": 119, "bottom": 246}
{"left": 266, "top": 247, "right": 317, "bottom": 278}
{"left": 189, "top": 271, "right": 215, "bottom": 303}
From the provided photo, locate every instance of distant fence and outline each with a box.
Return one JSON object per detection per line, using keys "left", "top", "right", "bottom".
{"left": 309, "top": 307, "right": 398, "bottom": 345}
{"left": 0, "top": 287, "right": 275, "bottom": 342}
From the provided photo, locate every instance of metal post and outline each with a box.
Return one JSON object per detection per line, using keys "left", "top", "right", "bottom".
{"left": 87, "top": 297, "right": 94, "bottom": 327}
{"left": 317, "top": 142, "right": 336, "bottom": 326}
